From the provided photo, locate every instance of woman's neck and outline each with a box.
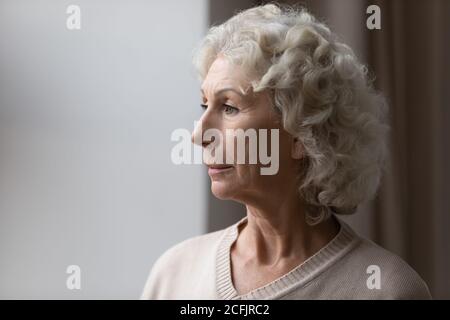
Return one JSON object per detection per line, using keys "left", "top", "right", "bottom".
{"left": 235, "top": 197, "right": 340, "bottom": 267}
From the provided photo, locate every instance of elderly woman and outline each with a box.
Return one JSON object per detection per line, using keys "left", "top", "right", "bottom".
{"left": 141, "top": 4, "right": 431, "bottom": 299}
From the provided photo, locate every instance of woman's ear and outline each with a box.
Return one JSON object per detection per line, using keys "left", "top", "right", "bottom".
{"left": 291, "top": 137, "right": 304, "bottom": 159}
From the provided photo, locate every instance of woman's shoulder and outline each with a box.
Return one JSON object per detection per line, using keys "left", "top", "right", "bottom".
{"left": 140, "top": 224, "right": 232, "bottom": 299}
{"left": 154, "top": 227, "right": 228, "bottom": 267}
{"left": 343, "top": 230, "right": 432, "bottom": 299}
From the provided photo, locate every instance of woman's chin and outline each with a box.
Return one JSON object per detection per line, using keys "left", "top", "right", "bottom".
{"left": 210, "top": 182, "right": 235, "bottom": 200}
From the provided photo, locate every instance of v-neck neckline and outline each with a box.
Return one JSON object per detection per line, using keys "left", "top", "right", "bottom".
{"left": 215, "top": 215, "right": 359, "bottom": 299}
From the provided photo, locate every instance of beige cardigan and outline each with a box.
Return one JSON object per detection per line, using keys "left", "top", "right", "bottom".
{"left": 141, "top": 215, "right": 431, "bottom": 300}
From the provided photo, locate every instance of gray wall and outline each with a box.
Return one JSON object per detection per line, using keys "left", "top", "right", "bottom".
{"left": 0, "top": 0, "right": 207, "bottom": 299}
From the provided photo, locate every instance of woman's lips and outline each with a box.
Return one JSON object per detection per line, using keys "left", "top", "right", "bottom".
{"left": 207, "top": 165, "right": 233, "bottom": 175}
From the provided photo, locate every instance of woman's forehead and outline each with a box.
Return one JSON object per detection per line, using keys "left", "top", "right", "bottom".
{"left": 204, "top": 57, "right": 250, "bottom": 85}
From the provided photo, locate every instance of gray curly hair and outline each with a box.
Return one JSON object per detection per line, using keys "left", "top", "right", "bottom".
{"left": 192, "top": 3, "right": 389, "bottom": 225}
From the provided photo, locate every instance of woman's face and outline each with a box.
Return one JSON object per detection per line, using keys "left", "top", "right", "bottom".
{"left": 192, "top": 56, "right": 302, "bottom": 206}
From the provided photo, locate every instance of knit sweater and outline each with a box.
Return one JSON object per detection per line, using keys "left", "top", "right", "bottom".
{"left": 141, "top": 215, "right": 431, "bottom": 300}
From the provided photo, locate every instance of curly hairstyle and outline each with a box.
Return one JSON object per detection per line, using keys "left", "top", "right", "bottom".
{"left": 192, "top": 3, "right": 390, "bottom": 225}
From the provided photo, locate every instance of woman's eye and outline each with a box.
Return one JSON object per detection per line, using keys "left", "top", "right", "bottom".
{"left": 223, "top": 104, "right": 239, "bottom": 115}
{"left": 200, "top": 103, "right": 238, "bottom": 115}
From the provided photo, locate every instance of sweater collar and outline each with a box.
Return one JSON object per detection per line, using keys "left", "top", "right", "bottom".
{"left": 216, "top": 214, "right": 360, "bottom": 299}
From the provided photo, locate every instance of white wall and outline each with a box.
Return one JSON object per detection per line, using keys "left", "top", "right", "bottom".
{"left": 0, "top": 0, "right": 208, "bottom": 299}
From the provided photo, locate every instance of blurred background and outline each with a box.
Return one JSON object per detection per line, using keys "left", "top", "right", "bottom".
{"left": 0, "top": 0, "right": 449, "bottom": 299}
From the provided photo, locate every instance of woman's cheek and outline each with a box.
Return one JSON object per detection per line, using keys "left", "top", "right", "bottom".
{"left": 235, "top": 164, "right": 259, "bottom": 187}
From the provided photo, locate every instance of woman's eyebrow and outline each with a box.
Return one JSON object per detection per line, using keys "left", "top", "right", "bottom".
{"left": 200, "top": 87, "right": 246, "bottom": 98}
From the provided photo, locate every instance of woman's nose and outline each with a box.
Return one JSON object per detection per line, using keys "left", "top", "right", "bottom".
{"left": 191, "top": 117, "right": 214, "bottom": 147}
